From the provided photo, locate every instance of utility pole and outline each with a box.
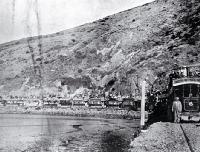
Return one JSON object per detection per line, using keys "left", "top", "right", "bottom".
{"left": 140, "top": 80, "right": 146, "bottom": 129}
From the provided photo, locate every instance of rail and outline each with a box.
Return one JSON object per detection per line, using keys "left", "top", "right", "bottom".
{"left": 180, "top": 124, "right": 195, "bottom": 152}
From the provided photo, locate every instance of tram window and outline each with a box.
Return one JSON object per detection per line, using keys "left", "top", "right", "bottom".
{"left": 191, "top": 85, "right": 198, "bottom": 97}
{"left": 174, "top": 86, "right": 183, "bottom": 97}
{"left": 184, "top": 84, "right": 190, "bottom": 97}
{"left": 199, "top": 85, "right": 200, "bottom": 96}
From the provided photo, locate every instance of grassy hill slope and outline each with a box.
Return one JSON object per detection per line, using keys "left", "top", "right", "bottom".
{"left": 0, "top": 0, "right": 199, "bottom": 96}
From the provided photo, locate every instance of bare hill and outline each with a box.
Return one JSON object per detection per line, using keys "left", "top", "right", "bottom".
{"left": 0, "top": 0, "right": 199, "bottom": 96}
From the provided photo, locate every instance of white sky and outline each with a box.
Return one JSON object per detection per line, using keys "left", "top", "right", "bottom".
{"left": 0, "top": 0, "right": 154, "bottom": 44}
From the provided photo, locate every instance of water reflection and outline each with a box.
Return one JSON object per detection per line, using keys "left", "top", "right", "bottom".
{"left": 100, "top": 131, "right": 130, "bottom": 152}
{"left": 0, "top": 114, "right": 139, "bottom": 151}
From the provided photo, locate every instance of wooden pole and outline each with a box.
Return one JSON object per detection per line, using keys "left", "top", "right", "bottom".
{"left": 140, "top": 80, "right": 146, "bottom": 128}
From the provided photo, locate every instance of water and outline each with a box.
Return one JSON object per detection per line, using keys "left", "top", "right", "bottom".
{"left": 0, "top": 114, "right": 139, "bottom": 152}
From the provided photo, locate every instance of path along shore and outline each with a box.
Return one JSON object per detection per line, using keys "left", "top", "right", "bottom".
{"left": 129, "top": 122, "right": 200, "bottom": 152}
{"left": 0, "top": 105, "right": 146, "bottom": 120}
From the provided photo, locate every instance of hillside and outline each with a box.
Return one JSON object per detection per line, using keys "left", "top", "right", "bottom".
{"left": 0, "top": 0, "right": 199, "bottom": 96}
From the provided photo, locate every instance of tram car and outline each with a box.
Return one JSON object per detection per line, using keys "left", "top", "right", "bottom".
{"left": 59, "top": 98, "right": 72, "bottom": 106}
{"left": 119, "top": 98, "right": 136, "bottom": 110}
{"left": 89, "top": 98, "right": 102, "bottom": 107}
{"left": 167, "top": 64, "right": 200, "bottom": 122}
{"left": 107, "top": 98, "right": 121, "bottom": 107}
{"left": 71, "top": 94, "right": 85, "bottom": 106}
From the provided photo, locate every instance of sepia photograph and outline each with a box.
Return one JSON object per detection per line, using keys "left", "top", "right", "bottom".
{"left": 0, "top": 0, "right": 200, "bottom": 151}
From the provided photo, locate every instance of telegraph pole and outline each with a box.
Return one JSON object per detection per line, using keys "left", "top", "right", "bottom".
{"left": 140, "top": 80, "right": 146, "bottom": 129}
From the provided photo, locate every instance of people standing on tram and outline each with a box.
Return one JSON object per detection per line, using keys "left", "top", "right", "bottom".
{"left": 83, "top": 94, "right": 89, "bottom": 107}
{"left": 172, "top": 97, "right": 182, "bottom": 123}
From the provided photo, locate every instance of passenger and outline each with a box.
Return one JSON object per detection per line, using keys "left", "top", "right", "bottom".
{"left": 180, "top": 72, "right": 184, "bottom": 78}
{"left": 118, "top": 94, "right": 123, "bottom": 102}
{"left": 84, "top": 95, "right": 89, "bottom": 107}
{"left": 193, "top": 71, "right": 198, "bottom": 77}
{"left": 189, "top": 72, "right": 193, "bottom": 77}
{"left": 101, "top": 96, "right": 106, "bottom": 108}
{"left": 172, "top": 97, "right": 182, "bottom": 123}
{"left": 174, "top": 71, "right": 180, "bottom": 78}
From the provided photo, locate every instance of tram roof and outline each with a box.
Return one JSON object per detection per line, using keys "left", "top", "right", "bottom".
{"left": 172, "top": 63, "right": 200, "bottom": 70}
{"left": 177, "top": 63, "right": 200, "bottom": 68}
{"left": 173, "top": 77, "right": 200, "bottom": 86}
{"left": 183, "top": 63, "right": 200, "bottom": 67}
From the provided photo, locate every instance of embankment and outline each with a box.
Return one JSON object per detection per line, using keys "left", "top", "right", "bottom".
{"left": 129, "top": 122, "right": 192, "bottom": 152}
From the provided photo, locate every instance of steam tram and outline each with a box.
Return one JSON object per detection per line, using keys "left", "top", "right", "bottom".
{"left": 167, "top": 65, "right": 200, "bottom": 122}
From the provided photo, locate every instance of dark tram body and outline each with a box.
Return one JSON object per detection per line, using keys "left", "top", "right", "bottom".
{"left": 167, "top": 65, "right": 200, "bottom": 122}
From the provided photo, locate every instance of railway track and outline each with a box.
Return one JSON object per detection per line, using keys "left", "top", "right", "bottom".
{"left": 179, "top": 123, "right": 200, "bottom": 152}
{"left": 180, "top": 124, "right": 195, "bottom": 152}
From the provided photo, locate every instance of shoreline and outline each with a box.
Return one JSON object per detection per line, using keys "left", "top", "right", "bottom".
{"left": 0, "top": 105, "right": 144, "bottom": 120}
{"left": 0, "top": 110, "right": 140, "bottom": 152}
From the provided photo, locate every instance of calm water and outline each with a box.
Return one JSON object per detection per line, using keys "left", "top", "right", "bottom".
{"left": 0, "top": 114, "right": 139, "bottom": 152}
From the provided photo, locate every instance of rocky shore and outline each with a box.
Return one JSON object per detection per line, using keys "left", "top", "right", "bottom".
{"left": 129, "top": 122, "right": 200, "bottom": 152}
{"left": 0, "top": 105, "right": 143, "bottom": 120}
